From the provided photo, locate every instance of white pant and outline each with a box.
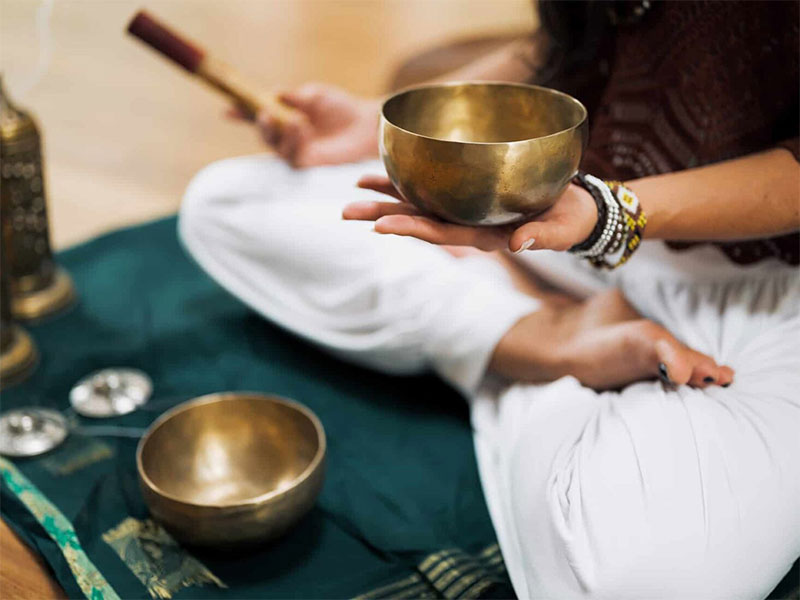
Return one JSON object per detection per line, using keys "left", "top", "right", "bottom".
{"left": 179, "top": 156, "right": 800, "bottom": 600}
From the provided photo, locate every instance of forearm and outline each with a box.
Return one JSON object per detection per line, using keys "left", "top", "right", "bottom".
{"left": 628, "top": 148, "right": 800, "bottom": 241}
{"left": 429, "top": 37, "right": 540, "bottom": 85}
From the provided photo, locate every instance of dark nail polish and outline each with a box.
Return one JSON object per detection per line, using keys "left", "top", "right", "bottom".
{"left": 703, "top": 376, "right": 714, "bottom": 383}
{"left": 658, "top": 363, "right": 675, "bottom": 387}
{"left": 722, "top": 383, "right": 731, "bottom": 388}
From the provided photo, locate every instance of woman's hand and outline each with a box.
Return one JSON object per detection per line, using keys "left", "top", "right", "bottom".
{"left": 344, "top": 175, "right": 599, "bottom": 253}
{"left": 230, "top": 83, "right": 381, "bottom": 168}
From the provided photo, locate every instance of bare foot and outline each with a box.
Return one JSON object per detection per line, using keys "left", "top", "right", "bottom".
{"left": 491, "top": 289, "right": 734, "bottom": 390}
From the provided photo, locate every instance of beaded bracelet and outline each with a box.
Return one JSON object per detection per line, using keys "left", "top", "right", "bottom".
{"left": 605, "top": 180, "right": 647, "bottom": 268}
{"left": 569, "top": 174, "right": 620, "bottom": 260}
{"left": 568, "top": 173, "right": 647, "bottom": 269}
{"left": 569, "top": 173, "right": 607, "bottom": 254}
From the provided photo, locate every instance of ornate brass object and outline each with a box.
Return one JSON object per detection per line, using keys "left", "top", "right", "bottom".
{"left": 380, "top": 82, "right": 588, "bottom": 225}
{"left": 0, "top": 77, "right": 75, "bottom": 321}
{"left": 0, "top": 227, "right": 37, "bottom": 388}
{"left": 137, "top": 392, "right": 326, "bottom": 547}
{"left": 0, "top": 324, "right": 37, "bottom": 387}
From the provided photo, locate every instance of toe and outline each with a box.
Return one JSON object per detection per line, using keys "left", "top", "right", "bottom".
{"left": 687, "top": 352, "right": 721, "bottom": 387}
{"left": 717, "top": 365, "right": 735, "bottom": 387}
{"left": 654, "top": 338, "right": 694, "bottom": 386}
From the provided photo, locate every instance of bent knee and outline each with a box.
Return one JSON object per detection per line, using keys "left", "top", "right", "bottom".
{"left": 530, "top": 392, "right": 798, "bottom": 599}
{"left": 179, "top": 159, "right": 233, "bottom": 254}
{"left": 179, "top": 156, "right": 295, "bottom": 260}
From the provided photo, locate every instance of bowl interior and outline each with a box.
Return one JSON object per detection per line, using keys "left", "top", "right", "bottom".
{"left": 139, "top": 395, "right": 321, "bottom": 506}
{"left": 383, "top": 83, "right": 586, "bottom": 144}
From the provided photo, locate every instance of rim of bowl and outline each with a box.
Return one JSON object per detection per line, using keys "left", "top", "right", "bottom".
{"left": 136, "top": 392, "right": 327, "bottom": 509}
{"left": 380, "top": 80, "right": 588, "bottom": 146}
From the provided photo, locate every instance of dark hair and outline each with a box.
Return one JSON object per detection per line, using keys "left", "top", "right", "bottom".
{"left": 536, "top": 0, "right": 655, "bottom": 89}
{"left": 535, "top": 0, "right": 614, "bottom": 86}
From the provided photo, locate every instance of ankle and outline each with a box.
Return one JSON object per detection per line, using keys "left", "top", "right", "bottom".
{"left": 488, "top": 303, "right": 573, "bottom": 383}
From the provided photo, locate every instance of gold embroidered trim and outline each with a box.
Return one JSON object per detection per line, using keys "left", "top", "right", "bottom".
{"left": 102, "top": 517, "right": 226, "bottom": 599}
{"left": 41, "top": 438, "right": 113, "bottom": 476}
{"left": 353, "top": 542, "right": 508, "bottom": 599}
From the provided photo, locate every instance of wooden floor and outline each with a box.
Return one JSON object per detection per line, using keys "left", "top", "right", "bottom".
{"left": 0, "top": 521, "right": 67, "bottom": 600}
{"left": 0, "top": 1, "right": 532, "bottom": 597}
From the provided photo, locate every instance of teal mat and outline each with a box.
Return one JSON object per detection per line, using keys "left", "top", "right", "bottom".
{"left": 2, "top": 217, "right": 797, "bottom": 599}
{"left": 0, "top": 217, "right": 514, "bottom": 599}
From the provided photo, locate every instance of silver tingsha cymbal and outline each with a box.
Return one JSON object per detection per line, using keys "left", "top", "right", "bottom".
{"left": 70, "top": 368, "right": 152, "bottom": 418}
{"left": 0, "top": 408, "right": 68, "bottom": 457}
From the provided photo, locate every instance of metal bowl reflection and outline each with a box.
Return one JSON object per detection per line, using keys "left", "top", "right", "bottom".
{"left": 380, "top": 82, "right": 588, "bottom": 225}
{"left": 136, "top": 392, "right": 326, "bottom": 547}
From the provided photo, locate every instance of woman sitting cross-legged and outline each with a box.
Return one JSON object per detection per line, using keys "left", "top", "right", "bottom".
{"left": 180, "top": 1, "right": 800, "bottom": 597}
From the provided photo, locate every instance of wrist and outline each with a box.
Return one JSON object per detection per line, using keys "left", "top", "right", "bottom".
{"left": 566, "top": 181, "right": 603, "bottom": 249}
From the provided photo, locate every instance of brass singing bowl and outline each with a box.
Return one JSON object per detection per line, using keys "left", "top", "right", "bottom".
{"left": 380, "top": 82, "right": 588, "bottom": 225}
{"left": 137, "top": 392, "right": 326, "bottom": 547}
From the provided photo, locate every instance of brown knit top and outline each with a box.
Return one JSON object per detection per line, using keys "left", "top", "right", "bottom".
{"left": 547, "top": 0, "right": 799, "bottom": 265}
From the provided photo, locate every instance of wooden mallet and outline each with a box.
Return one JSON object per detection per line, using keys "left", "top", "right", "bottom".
{"left": 127, "top": 10, "right": 300, "bottom": 123}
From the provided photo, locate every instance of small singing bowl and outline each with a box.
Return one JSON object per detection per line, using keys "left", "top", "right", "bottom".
{"left": 380, "top": 82, "right": 588, "bottom": 226}
{"left": 136, "top": 392, "right": 326, "bottom": 548}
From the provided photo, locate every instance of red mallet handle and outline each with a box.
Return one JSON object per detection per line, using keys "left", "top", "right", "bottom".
{"left": 127, "top": 10, "right": 300, "bottom": 122}
{"left": 127, "top": 11, "right": 205, "bottom": 72}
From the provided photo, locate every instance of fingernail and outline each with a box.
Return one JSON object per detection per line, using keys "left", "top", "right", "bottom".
{"left": 722, "top": 382, "right": 731, "bottom": 388}
{"left": 658, "top": 363, "right": 675, "bottom": 387}
{"left": 514, "top": 238, "right": 535, "bottom": 254}
{"left": 703, "top": 376, "right": 714, "bottom": 383}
